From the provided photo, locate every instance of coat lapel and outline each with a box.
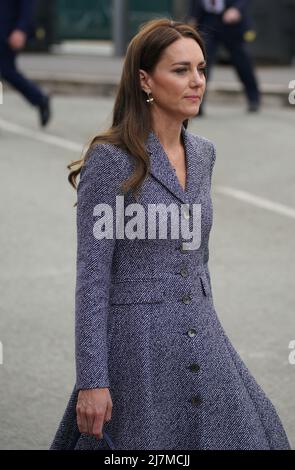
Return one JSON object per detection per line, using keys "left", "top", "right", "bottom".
{"left": 145, "top": 125, "right": 205, "bottom": 204}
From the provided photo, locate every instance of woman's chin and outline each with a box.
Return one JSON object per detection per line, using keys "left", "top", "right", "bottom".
{"left": 186, "top": 108, "right": 201, "bottom": 118}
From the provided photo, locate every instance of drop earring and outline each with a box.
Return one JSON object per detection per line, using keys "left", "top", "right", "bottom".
{"left": 146, "top": 91, "right": 154, "bottom": 103}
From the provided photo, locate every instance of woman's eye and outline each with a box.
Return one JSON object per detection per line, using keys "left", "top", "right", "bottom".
{"left": 174, "top": 67, "right": 207, "bottom": 75}
{"left": 174, "top": 66, "right": 207, "bottom": 76}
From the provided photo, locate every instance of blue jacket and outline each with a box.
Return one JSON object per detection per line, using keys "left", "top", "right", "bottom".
{"left": 0, "top": 0, "right": 35, "bottom": 41}
{"left": 188, "top": 0, "right": 253, "bottom": 33}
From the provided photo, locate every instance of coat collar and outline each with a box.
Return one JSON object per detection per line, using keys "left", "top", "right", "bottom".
{"left": 145, "top": 125, "right": 204, "bottom": 204}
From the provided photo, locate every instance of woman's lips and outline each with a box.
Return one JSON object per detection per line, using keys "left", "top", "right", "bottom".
{"left": 184, "top": 96, "right": 201, "bottom": 101}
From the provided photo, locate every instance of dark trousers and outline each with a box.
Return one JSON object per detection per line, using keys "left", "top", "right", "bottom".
{"left": 0, "top": 40, "right": 45, "bottom": 106}
{"left": 199, "top": 16, "right": 260, "bottom": 108}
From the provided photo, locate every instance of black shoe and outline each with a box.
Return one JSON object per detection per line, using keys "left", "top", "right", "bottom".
{"left": 38, "top": 94, "right": 51, "bottom": 127}
{"left": 247, "top": 101, "right": 260, "bottom": 113}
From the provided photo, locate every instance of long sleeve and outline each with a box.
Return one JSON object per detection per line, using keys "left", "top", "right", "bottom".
{"left": 16, "top": 0, "right": 35, "bottom": 33}
{"left": 229, "top": 0, "right": 249, "bottom": 14}
{"left": 74, "top": 143, "right": 129, "bottom": 390}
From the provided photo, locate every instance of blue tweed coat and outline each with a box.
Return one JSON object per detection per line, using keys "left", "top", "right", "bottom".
{"left": 50, "top": 126, "right": 291, "bottom": 450}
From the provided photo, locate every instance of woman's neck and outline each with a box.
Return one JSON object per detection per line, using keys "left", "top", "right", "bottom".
{"left": 151, "top": 114, "right": 184, "bottom": 151}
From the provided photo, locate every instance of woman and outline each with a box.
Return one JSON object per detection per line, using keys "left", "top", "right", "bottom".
{"left": 50, "top": 18, "right": 291, "bottom": 450}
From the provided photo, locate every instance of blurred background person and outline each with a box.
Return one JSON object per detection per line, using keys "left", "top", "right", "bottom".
{"left": 0, "top": 0, "right": 51, "bottom": 126}
{"left": 187, "top": 0, "right": 261, "bottom": 115}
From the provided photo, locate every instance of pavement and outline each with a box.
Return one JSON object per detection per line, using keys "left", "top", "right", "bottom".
{"left": 5, "top": 40, "right": 295, "bottom": 107}
{"left": 0, "top": 88, "right": 294, "bottom": 449}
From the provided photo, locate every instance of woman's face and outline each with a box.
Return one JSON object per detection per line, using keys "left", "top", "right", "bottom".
{"left": 140, "top": 37, "right": 206, "bottom": 122}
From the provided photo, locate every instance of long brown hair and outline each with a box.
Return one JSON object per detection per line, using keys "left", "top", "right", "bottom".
{"left": 68, "top": 18, "right": 206, "bottom": 203}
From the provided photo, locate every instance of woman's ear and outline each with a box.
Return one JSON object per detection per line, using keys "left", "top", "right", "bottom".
{"left": 139, "top": 69, "right": 151, "bottom": 93}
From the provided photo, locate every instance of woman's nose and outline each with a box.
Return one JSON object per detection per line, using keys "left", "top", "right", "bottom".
{"left": 190, "top": 70, "right": 205, "bottom": 86}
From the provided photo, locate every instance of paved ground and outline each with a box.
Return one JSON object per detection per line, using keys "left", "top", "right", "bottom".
{"left": 19, "top": 50, "right": 294, "bottom": 88}
{"left": 0, "top": 91, "right": 294, "bottom": 449}
{"left": 9, "top": 49, "right": 295, "bottom": 105}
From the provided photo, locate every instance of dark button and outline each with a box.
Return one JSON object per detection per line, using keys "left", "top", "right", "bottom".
{"left": 187, "top": 328, "right": 197, "bottom": 338}
{"left": 188, "top": 363, "right": 200, "bottom": 372}
{"left": 180, "top": 267, "right": 189, "bottom": 278}
{"left": 191, "top": 395, "right": 202, "bottom": 406}
{"left": 182, "top": 294, "right": 192, "bottom": 305}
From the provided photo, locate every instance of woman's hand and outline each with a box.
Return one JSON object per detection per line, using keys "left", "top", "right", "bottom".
{"left": 222, "top": 7, "right": 242, "bottom": 24}
{"left": 76, "top": 387, "right": 113, "bottom": 439}
{"left": 8, "top": 30, "right": 27, "bottom": 50}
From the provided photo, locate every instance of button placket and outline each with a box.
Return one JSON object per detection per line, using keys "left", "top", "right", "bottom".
{"left": 177, "top": 237, "right": 201, "bottom": 403}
